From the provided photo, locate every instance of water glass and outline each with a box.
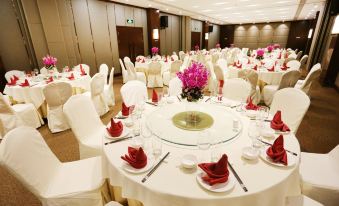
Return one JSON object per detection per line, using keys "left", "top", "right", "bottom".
{"left": 248, "top": 121, "right": 261, "bottom": 149}
{"left": 152, "top": 137, "right": 163, "bottom": 158}
{"left": 197, "top": 130, "right": 211, "bottom": 162}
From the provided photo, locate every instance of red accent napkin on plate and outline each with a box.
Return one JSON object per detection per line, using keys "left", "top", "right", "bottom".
{"left": 280, "top": 63, "right": 289, "bottom": 71}
{"left": 13, "top": 75, "right": 19, "bottom": 81}
{"left": 171, "top": 57, "right": 174, "bottom": 61}
{"left": 121, "top": 147, "right": 147, "bottom": 169}
{"left": 68, "top": 73, "right": 75, "bottom": 80}
{"left": 121, "top": 102, "right": 131, "bottom": 116}
{"left": 266, "top": 135, "right": 288, "bottom": 165}
{"left": 80, "top": 64, "right": 87, "bottom": 76}
{"left": 106, "top": 118, "right": 123, "bottom": 137}
{"left": 270, "top": 110, "right": 290, "bottom": 132}
{"left": 278, "top": 52, "right": 282, "bottom": 59}
{"left": 233, "top": 62, "right": 236, "bottom": 67}
{"left": 246, "top": 97, "right": 259, "bottom": 110}
{"left": 198, "top": 154, "right": 229, "bottom": 186}
{"left": 7, "top": 77, "right": 17, "bottom": 86}
{"left": 252, "top": 65, "right": 258, "bottom": 71}
{"left": 236, "top": 63, "right": 242, "bottom": 69}
{"left": 19, "top": 79, "right": 30, "bottom": 87}
{"left": 46, "top": 76, "right": 54, "bottom": 84}
{"left": 267, "top": 66, "right": 275, "bottom": 72}
{"left": 152, "top": 89, "right": 158, "bottom": 103}
{"left": 248, "top": 59, "right": 250, "bottom": 64}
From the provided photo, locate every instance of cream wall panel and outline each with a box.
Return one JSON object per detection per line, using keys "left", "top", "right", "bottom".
{"left": 235, "top": 30, "right": 246, "bottom": 37}
{"left": 71, "top": 0, "right": 96, "bottom": 74}
{"left": 66, "top": 0, "right": 81, "bottom": 64}
{"left": 166, "top": 16, "right": 172, "bottom": 54}
{"left": 21, "top": 0, "right": 42, "bottom": 24}
{"left": 234, "top": 36, "right": 245, "bottom": 43}
{"left": 208, "top": 24, "right": 220, "bottom": 50}
{"left": 191, "top": 19, "right": 202, "bottom": 32}
{"left": 141, "top": 10, "right": 148, "bottom": 56}
{"left": 246, "top": 37, "right": 258, "bottom": 43}
{"left": 159, "top": 13, "right": 180, "bottom": 55}
{"left": 88, "top": 0, "right": 113, "bottom": 72}
{"left": 160, "top": 29, "right": 166, "bottom": 55}
{"left": 124, "top": 6, "right": 134, "bottom": 27}
{"left": 47, "top": 42, "right": 69, "bottom": 67}
{"left": 171, "top": 15, "right": 180, "bottom": 53}
{"left": 115, "top": 4, "right": 125, "bottom": 26}
{"left": 134, "top": 8, "right": 142, "bottom": 27}
{"left": 275, "top": 28, "right": 290, "bottom": 36}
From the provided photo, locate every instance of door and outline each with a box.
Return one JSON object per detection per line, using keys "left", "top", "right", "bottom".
{"left": 191, "top": 32, "right": 201, "bottom": 50}
{"left": 117, "top": 26, "right": 144, "bottom": 63}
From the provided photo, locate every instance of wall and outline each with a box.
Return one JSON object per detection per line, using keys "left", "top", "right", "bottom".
{"left": 220, "top": 25, "right": 235, "bottom": 48}
{"left": 234, "top": 22, "right": 290, "bottom": 49}
{"left": 208, "top": 24, "right": 220, "bottom": 50}
{"left": 159, "top": 13, "right": 180, "bottom": 55}
{"left": 191, "top": 19, "right": 202, "bottom": 47}
{"left": 286, "top": 20, "right": 313, "bottom": 52}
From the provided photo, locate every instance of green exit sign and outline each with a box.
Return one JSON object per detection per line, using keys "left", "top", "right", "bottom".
{"left": 127, "top": 19, "right": 134, "bottom": 24}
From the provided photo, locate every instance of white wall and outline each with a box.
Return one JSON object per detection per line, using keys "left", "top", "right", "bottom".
{"left": 159, "top": 13, "right": 180, "bottom": 55}
{"left": 208, "top": 24, "right": 220, "bottom": 50}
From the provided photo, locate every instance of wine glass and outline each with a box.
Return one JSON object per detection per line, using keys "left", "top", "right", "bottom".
{"left": 141, "top": 122, "right": 152, "bottom": 154}
{"left": 152, "top": 134, "right": 163, "bottom": 159}
{"left": 197, "top": 130, "right": 211, "bottom": 163}
{"left": 248, "top": 121, "right": 261, "bottom": 151}
{"left": 163, "top": 87, "right": 169, "bottom": 101}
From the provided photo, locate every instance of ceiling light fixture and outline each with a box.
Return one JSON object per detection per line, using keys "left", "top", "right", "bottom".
{"left": 156, "top": 9, "right": 160, "bottom": 13}
{"left": 308, "top": 29, "right": 313, "bottom": 38}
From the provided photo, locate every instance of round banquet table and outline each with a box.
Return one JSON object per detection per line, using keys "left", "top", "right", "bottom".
{"left": 104, "top": 97, "right": 301, "bottom": 206}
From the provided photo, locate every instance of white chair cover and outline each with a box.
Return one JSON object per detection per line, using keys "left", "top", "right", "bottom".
{"left": 300, "top": 145, "right": 339, "bottom": 206}
{"left": 217, "top": 58, "right": 228, "bottom": 71}
{"left": 285, "top": 57, "right": 296, "bottom": 64}
{"left": 163, "top": 60, "right": 182, "bottom": 86}
{"left": 222, "top": 78, "right": 251, "bottom": 102}
{"left": 296, "top": 51, "right": 303, "bottom": 60}
{"left": 285, "top": 195, "right": 324, "bottom": 206}
{"left": 123, "top": 57, "right": 131, "bottom": 63}
{"left": 212, "top": 53, "right": 220, "bottom": 64}
{"left": 105, "top": 202, "right": 124, "bottom": 206}
{"left": 0, "top": 126, "right": 107, "bottom": 206}
{"left": 104, "top": 67, "right": 115, "bottom": 106}
{"left": 43, "top": 82, "right": 72, "bottom": 133}
{"left": 119, "top": 58, "right": 129, "bottom": 83}
{"left": 269, "top": 88, "right": 310, "bottom": 133}
{"left": 206, "top": 61, "right": 217, "bottom": 93}
{"left": 5, "top": 70, "right": 25, "bottom": 82}
{"left": 295, "top": 63, "right": 321, "bottom": 95}
{"left": 214, "top": 65, "right": 225, "bottom": 81}
{"left": 40, "top": 67, "right": 48, "bottom": 75}
{"left": 238, "top": 69, "right": 260, "bottom": 104}
{"left": 168, "top": 77, "right": 183, "bottom": 96}
{"left": 171, "top": 55, "right": 179, "bottom": 61}
{"left": 63, "top": 95, "right": 105, "bottom": 159}
{"left": 147, "top": 61, "right": 163, "bottom": 88}
{"left": 179, "top": 51, "right": 185, "bottom": 61}
{"left": 87, "top": 73, "right": 109, "bottom": 116}
{"left": 181, "top": 56, "right": 190, "bottom": 71}
{"left": 287, "top": 60, "right": 301, "bottom": 71}
{"left": 120, "top": 80, "right": 148, "bottom": 107}
{"left": 300, "top": 55, "right": 308, "bottom": 70}
{"left": 125, "top": 61, "right": 146, "bottom": 84}
{"left": 99, "top": 64, "right": 109, "bottom": 85}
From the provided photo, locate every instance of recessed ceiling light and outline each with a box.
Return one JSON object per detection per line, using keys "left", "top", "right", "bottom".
{"left": 148, "top": 4, "right": 152, "bottom": 7}
{"left": 166, "top": 8, "right": 169, "bottom": 11}
{"left": 156, "top": 9, "right": 160, "bottom": 13}
{"left": 223, "top": 7, "right": 234, "bottom": 10}
{"left": 232, "top": 12, "right": 241, "bottom": 15}
{"left": 247, "top": 4, "right": 257, "bottom": 7}
{"left": 214, "top": 2, "right": 227, "bottom": 5}
{"left": 276, "top": 1, "right": 290, "bottom": 3}
{"left": 202, "top": 9, "right": 213, "bottom": 12}
{"left": 314, "top": 5, "right": 318, "bottom": 8}
{"left": 192, "top": 5, "right": 199, "bottom": 8}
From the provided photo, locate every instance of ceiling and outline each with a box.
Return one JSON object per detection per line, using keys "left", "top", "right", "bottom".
{"left": 110, "top": 0, "right": 326, "bottom": 24}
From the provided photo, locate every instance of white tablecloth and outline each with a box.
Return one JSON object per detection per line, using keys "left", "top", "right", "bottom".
{"left": 103, "top": 98, "right": 301, "bottom": 206}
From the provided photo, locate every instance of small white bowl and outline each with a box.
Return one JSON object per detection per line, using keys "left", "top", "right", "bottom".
{"left": 261, "top": 128, "right": 275, "bottom": 139}
{"left": 242, "top": 147, "right": 259, "bottom": 160}
{"left": 181, "top": 154, "right": 197, "bottom": 169}
{"left": 246, "top": 110, "right": 257, "bottom": 118}
{"left": 124, "top": 119, "right": 134, "bottom": 127}
{"left": 167, "top": 97, "right": 175, "bottom": 104}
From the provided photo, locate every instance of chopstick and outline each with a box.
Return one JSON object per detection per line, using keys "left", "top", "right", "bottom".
{"left": 104, "top": 136, "right": 133, "bottom": 145}
{"left": 258, "top": 139, "right": 298, "bottom": 156}
{"left": 228, "top": 162, "right": 248, "bottom": 192}
{"left": 205, "top": 97, "right": 211, "bottom": 102}
{"left": 142, "top": 152, "right": 170, "bottom": 183}
{"left": 176, "top": 95, "right": 181, "bottom": 102}
{"left": 146, "top": 102, "right": 158, "bottom": 106}
{"left": 114, "top": 116, "right": 127, "bottom": 119}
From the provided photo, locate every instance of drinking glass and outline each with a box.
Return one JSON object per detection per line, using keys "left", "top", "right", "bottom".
{"left": 157, "top": 92, "right": 164, "bottom": 106}
{"left": 163, "top": 87, "right": 169, "bottom": 99}
{"left": 248, "top": 121, "right": 261, "bottom": 150}
{"left": 141, "top": 122, "right": 152, "bottom": 154}
{"left": 258, "top": 106, "right": 269, "bottom": 120}
{"left": 152, "top": 136, "right": 163, "bottom": 158}
{"left": 197, "top": 130, "right": 211, "bottom": 162}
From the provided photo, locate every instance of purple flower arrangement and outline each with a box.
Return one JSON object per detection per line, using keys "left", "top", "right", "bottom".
{"left": 42, "top": 55, "right": 57, "bottom": 70}
{"left": 151, "top": 47, "right": 159, "bottom": 55}
{"left": 177, "top": 62, "right": 209, "bottom": 102}
{"left": 273, "top": 43, "right": 281, "bottom": 49}
{"left": 194, "top": 45, "right": 200, "bottom": 51}
{"left": 267, "top": 45, "right": 274, "bottom": 53}
{"left": 256, "top": 49, "right": 265, "bottom": 60}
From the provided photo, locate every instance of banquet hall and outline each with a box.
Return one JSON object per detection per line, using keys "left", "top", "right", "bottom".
{"left": 0, "top": 0, "right": 339, "bottom": 205}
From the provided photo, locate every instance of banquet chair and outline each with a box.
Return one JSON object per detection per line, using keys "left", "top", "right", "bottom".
{"left": 299, "top": 55, "right": 308, "bottom": 71}
{"left": 74, "top": 64, "right": 90, "bottom": 75}
{"left": 104, "top": 67, "right": 115, "bottom": 106}
{"left": 119, "top": 58, "right": 129, "bottom": 83}
{"left": 64, "top": 95, "right": 105, "bottom": 158}
{"left": 269, "top": 88, "right": 310, "bottom": 133}
{"left": 163, "top": 60, "right": 182, "bottom": 86}
{"left": 299, "top": 145, "right": 339, "bottom": 206}
{"left": 206, "top": 61, "right": 217, "bottom": 93}
{"left": 147, "top": 61, "right": 163, "bottom": 88}
{"left": 40, "top": 67, "right": 48, "bottom": 75}
{"left": 120, "top": 80, "right": 148, "bottom": 107}
{"left": 214, "top": 65, "right": 225, "bottom": 82}
{"left": 181, "top": 56, "right": 190, "bottom": 71}
{"left": 285, "top": 57, "right": 296, "bottom": 64}
{"left": 105, "top": 202, "right": 123, "bottom": 206}
{"left": 5, "top": 70, "right": 25, "bottom": 82}
{"left": 123, "top": 56, "right": 131, "bottom": 63}
{"left": 285, "top": 195, "right": 324, "bottom": 206}
{"left": 222, "top": 78, "right": 251, "bottom": 102}
{"left": 296, "top": 51, "right": 303, "bottom": 60}
{"left": 212, "top": 53, "right": 220, "bottom": 64}
{"left": 99, "top": 64, "right": 109, "bottom": 85}
{"left": 0, "top": 93, "right": 42, "bottom": 133}
{"left": 288, "top": 53, "right": 297, "bottom": 59}
{"left": 263, "top": 70, "right": 301, "bottom": 106}
{"left": 238, "top": 69, "right": 261, "bottom": 104}
{"left": 197, "top": 53, "right": 206, "bottom": 65}
{"left": 287, "top": 60, "right": 301, "bottom": 71}
{"left": 171, "top": 54, "right": 179, "bottom": 61}
{"left": 83, "top": 73, "right": 109, "bottom": 116}
{"left": 0, "top": 126, "right": 109, "bottom": 206}
{"left": 217, "top": 58, "right": 228, "bottom": 71}
{"left": 294, "top": 63, "right": 321, "bottom": 95}
{"left": 168, "top": 77, "right": 183, "bottom": 96}
{"left": 124, "top": 61, "right": 146, "bottom": 84}
{"left": 43, "top": 82, "right": 72, "bottom": 133}
{"left": 179, "top": 51, "right": 185, "bottom": 60}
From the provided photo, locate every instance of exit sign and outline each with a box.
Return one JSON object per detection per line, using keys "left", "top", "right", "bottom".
{"left": 126, "top": 19, "right": 134, "bottom": 24}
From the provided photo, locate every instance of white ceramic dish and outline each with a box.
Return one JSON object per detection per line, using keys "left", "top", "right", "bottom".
{"left": 260, "top": 147, "right": 296, "bottom": 167}
{"left": 181, "top": 154, "right": 198, "bottom": 169}
{"left": 242, "top": 147, "right": 259, "bottom": 160}
{"left": 122, "top": 158, "right": 154, "bottom": 174}
{"left": 196, "top": 172, "right": 235, "bottom": 193}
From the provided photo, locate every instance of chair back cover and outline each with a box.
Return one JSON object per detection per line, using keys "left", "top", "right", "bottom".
{"left": 5, "top": 70, "right": 25, "bottom": 82}
{"left": 0, "top": 127, "right": 60, "bottom": 197}
{"left": 107, "top": 67, "right": 115, "bottom": 103}
{"left": 212, "top": 53, "right": 220, "bottom": 64}
{"left": 206, "top": 61, "right": 217, "bottom": 92}
{"left": 270, "top": 88, "right": 310, "bottom": 133}
{"left": 181, "top": 56, "right": 190, "bottom": 70}
{"left": 299, "top": 63, "right": 321, "bottom": 94}
{"left": 300, "top": 55, "right": 308, "bottom": 69}
{"left": 63, "top": 95, "right": 104, "bottom": 142}
{"left": 168, "top": 77, "right": 183, "bottom": 96}
{"left": 124, "top": 61, "right": 137, "bottom": 80}
{"left": 329, "top": 145, "right": 339, "bottom": 162}
{"left": 123, "top": 56, "right": 131, "bottom": 63}
{"left": 120, "top": 80, "right": 148, "bottom": 107}
{"left": 40, "top": 67, "right": 48, "bottom": 75}
{"left": 222, "top": 78, "right": 251, "bottom": 102}
{"left": 284, "top": 57, "right": 296, "bottom": 64}
{"left": 91, "top": 73, "right": 105, "bottom": 96}
{"left": 148, "top": 61, "right": 163, "bottom": 87}
{"left": 43, "top": 82, "right": 72, "bottom": 108}
{"left": 238, "top": 69, "right": 258, "bottom": 91}
{"left": 99, "top": 64, "right": 109, "bottom": 85}
{"left": 214, "top": 65, "right": 225, "bottom": 81}
{"left": 217, "top": 58, "right": 228, "bottom": 71}
{"left": 296, "top": 51, "right": 303, "bottom": 60}
{"left": 171, "top": 55, "right": 179, "bottom": 61}
{"left": 179, "top": 51, "right": 185, "bottom": 60}
{"left": 148, "top": 61, "right": 162, "bottom": 75}
{"left": 287, "top": 60, "right": 301, "bottom": 71}
{"left": 278, "top": 70, "right": 301, "bottom": 90}
{"left": 170, "top": 60, "right": 182, "bottom": 77}
{"left": 0, "top": 93, "right": 23, "bottom": 137}
{"left": 119, "top": 58, "right": 128, "bottom": 83}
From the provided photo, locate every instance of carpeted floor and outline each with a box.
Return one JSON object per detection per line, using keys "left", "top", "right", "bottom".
{"left": 0, "top": 76, "right": 338, "bottom": 206}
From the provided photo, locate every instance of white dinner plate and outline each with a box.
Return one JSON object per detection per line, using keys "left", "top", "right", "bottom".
{"left": 122, "top": 158, "right": 154, "bottom": 174}
{"left": 105, "top": 127, "right": 130, "bottom": 139}
{"left": 196, "top": 172, "right": 235, "bottom": 193}
{"left": 259, "top": 147, "right": 296, "bottom": 167}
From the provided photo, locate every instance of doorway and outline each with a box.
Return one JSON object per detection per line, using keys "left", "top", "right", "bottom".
{"left": 117, "top": 26, "right": 144, "bottom": 63}
{"left": 191, "top": 32, "right": 201, "bottom": 50}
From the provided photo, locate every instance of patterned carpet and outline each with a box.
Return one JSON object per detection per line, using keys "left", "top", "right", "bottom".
{"left": 0, "top": 76, "right": 338, "bottom": 205}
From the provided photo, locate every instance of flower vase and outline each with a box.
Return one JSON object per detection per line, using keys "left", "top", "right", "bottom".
{"left": 185, "top": 100, "right": 201, "bottom": 124}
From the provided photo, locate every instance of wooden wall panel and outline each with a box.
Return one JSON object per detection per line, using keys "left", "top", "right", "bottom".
{"left": 171, "top": 15, "right": 180, "bottom": 53}
{"left": 220, "top": 25, "right": 235, "bottom": 48}
{"left": 115, "top": 4, "right": 125, "bottom": 26}
{"left": 147, "top": 8, "right": 160, "bottom": 53}
{"left": 107, "top": 3, "right": 120, "bottom": 73}
{"left": 286, "top": 20, "right": 313, "bottom": 52}
{"left": 208, "top": 24, "right": 220, "bottom": 49}
{"left": 159, "top": 13, "right": 180, "bottom": 55}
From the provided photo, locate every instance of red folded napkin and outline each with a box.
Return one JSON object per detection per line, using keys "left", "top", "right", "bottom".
{"left": 46, "top": 76, "right": 54, "bottom": 84}
{"left": 247, "top": 59, "right": 250, "bottom": 64}
{"left": 13, "top": 75, "right": 19, "bottom": 81}
{"left": 121, "top": 102, "right": 131, "bottom": 116}
{"left": 278, "top": 52, "right": 282, "bottom": 59}
{"left": 270, "top": 110, "right": 290, "bottom": 132}
{"left": 246, "top": 97, "right": 259, "bottom": 110}
{"left": 233, "top": 62, "right": 237, "bottom": 67}
{"left": 252, "top": 65, "right": 258, "bottom": 71}
{"left": 80, "top": 64, "right": 87, "bottom": 76}
{"left": 68, "top": 73, "right": 75, "bottom": 80}
{"left": 19, "top": 79, "right": 30, "bottom": 87}
{"left": 171, "top": 57, "right": 174, "bottom": 61}
{"left": 198, "top": 154, "right": 229, "bottom": 186}
{"left": 106, "top": 118, "right": 123, "bottom": 137}
{"left": 236, "top": 63, "right": 242, "bottom": 69}
{"left": 280, "top": 63, "right": 289, "bottom": 71}
{"left": 6, "top": 77, "right": 17, "bottom": 86}
{"left": 142, "top": 59, "right": 145, "bottom": 63}
{"left": 266, "top": 135, "right": 288, "bottom": 165}
{"left": 152, "top": 89, "right": 158, "bottom": 103}
{"left": 267, "top": 66, "right": 275, "bottom": 72}
{"left": 121, "top": 147, "right": 147, "bottom": 169}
